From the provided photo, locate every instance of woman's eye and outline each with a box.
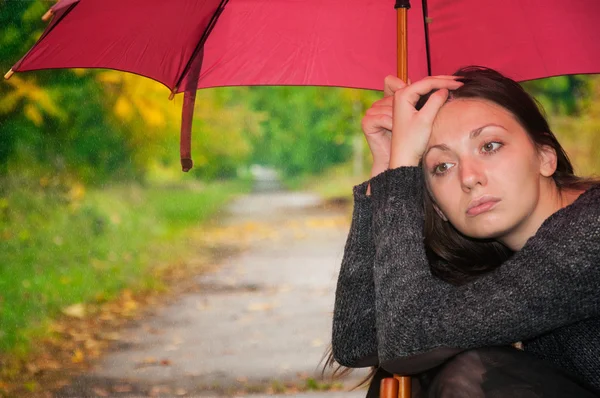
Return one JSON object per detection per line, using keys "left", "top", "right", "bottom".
{"left": 433, "top": 162, "right": 454, "bottom": 175}
{"left": 482, "top": 141, "right": 502, "bottom": 153}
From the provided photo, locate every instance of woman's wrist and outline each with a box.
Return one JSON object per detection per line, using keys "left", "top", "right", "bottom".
{"left": 370, "top": 163, "right": 389, "bottom": 178}
{"left": 389, "top": 149, "right": 420, "bottom": 168}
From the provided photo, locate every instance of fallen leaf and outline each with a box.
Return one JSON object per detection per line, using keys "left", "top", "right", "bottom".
{"left": 148, "top": 385, "right": 171, "bottom": 396}
{"left": 247, "top": 302, "right": 273, "bottom": 312}
{"left": 160, "top": 359, "right": 171, "bottom": 366}
{"left": 62, "top": 303, "right": 86, "bottom": 319}
{"left": 25, "top": 363, "right": 39, "bottom": 374}
{"left": 113, "top": 384, "right": 133, "bottom": 393}
{"left": 135, "top": 357, "right": 159, "bottom": 368}
{"left": 92, "top": 387, "right": 109, "bottom": 397}
{"left": 175, "top": 388, "right": 187, "bottom": 396}
{"left": 71, "top": 349, "right": 84, "bottom": 363}
{"left": 98, "top": 331, "right": 121, "bottom": 341}
{"left": 37, "top": 359, "right": 61, "bottom": 371}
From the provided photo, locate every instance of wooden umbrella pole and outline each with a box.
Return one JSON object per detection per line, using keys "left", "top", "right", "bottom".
{"left": 379, "top": 2, "right": 414, "bottom": 397}
{"left": 395, "top": 374, "right": 411, "bottom": 398}
{"left": 397, "top": 6, "right": 409, "bottom": 82}
{"left": 378, "top": 3, "right": 412, "bottom": 397}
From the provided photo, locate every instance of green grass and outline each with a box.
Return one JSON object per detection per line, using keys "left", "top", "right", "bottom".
{"left": 0, "top": 176, "right": 251, "bottom": 355}
{"left": 282, "top": 162, "right": 370, "bottom": 202}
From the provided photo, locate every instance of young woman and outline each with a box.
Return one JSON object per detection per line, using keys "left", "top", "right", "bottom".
{"left": 330, "top": 67, "right": 600, "bottom": 397}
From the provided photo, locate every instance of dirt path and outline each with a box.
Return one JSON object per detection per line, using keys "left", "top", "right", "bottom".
{"left": 57, "top": 190, "right": 368, "bottom": 397}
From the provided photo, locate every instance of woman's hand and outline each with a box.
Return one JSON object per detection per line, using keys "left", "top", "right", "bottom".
{"left": 361, "top": 76, "right": 407, "bottom": 177}
{"left": 389, "top": 76, "right": 463, "bottom": 168}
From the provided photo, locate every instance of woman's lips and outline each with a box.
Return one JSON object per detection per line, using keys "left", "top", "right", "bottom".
{"left": 467, "top": 200, "right": 500, "bottom": 216}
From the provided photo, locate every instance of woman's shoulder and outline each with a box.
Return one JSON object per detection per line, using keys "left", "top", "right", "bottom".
{"left": 565, "top": 183, "right": 600, "bottom": 225}
{"left": 531, "top": 184, "right": 599, "bottom": 250}
{"left": 577, "top": 183, "right": 600, "bottom": 206}
{"left": 547, "top": 183, "right": 600, "bottom": 225}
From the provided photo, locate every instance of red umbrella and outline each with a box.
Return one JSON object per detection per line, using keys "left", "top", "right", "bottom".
{"left": 5, "top": 0, "right": 600, "bottom": 172}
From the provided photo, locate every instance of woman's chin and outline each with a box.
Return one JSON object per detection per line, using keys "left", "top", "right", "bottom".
{"left": 459, "top": 216, "right": 511, "bottom": 240}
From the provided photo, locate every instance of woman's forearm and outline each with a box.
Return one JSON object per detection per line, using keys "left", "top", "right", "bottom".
{"left": 331, "top": 181, "right": 379, "bottom": 367}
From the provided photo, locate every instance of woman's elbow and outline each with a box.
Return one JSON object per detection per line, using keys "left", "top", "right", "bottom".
{"left": 331, "top": 343, "right": 378, "bottom": 368}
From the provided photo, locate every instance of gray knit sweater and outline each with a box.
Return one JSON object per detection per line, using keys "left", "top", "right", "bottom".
{"left": 332, "top": 166, "right": 600, "bottom": 390}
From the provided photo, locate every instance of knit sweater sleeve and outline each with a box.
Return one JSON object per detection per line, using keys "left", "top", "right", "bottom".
{"left": 369, "top": 166, "right": 600, "bottom": 375}
{"left": 332, "top": 180, "right": 378, "bottom": 367}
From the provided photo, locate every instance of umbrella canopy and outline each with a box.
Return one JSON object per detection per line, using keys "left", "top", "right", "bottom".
{"left": 7, "top": 0, "right": 600, "bottom": 170}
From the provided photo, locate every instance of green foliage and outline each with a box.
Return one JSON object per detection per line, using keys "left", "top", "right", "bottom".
{"left": 246, "top": 86, "right": 379, "bottom": 178}
{"left": 0, "top": 2, "right": 136, "bottom": 183}
{"left": 522, "top": 75, "right": 590, "bottom": 116}
{"left": 0, "top": 175, "right": 250, "bottom": 353}
{"left": 546, "top": 75, "right": 600, "bottom": 177}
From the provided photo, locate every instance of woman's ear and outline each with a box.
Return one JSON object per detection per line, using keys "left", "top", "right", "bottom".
{"left": 433, "top": 203, "right": 448, "bottom": 221}
{"left": 538, "top": 144, "right": 558, "bottom": 177}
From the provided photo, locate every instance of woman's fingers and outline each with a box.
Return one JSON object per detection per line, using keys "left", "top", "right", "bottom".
{"left": 384, "top": 74, "right": 461, "bottom": 96}
{"left": 396, "top": 77, "right": 463, "bottom": 110}
{"left": 362, "top": 113, "right": 393, "bottom": 133}
{"left": 417, "top": 88, "right": 449, "bottom": 126}
{"left": 369, "top": 95, "right": 394, "bottom": 109}
{"left": 384, "top": 75, "right": 407, "bottom": 97}
{"left": 387, "top": 76, "right": 463, "bottom": 167}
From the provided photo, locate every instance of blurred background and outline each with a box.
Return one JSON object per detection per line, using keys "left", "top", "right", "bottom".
{"left": 1, "top": 1, "right": 600, "bottom": 396}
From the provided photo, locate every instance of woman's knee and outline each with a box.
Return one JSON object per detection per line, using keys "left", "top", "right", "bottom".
{"left": 428, "top": 349, "right": 487, "bottom": 398}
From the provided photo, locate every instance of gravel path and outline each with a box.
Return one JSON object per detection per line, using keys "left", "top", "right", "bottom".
{"left": 57, "top": 190, "right": 369, "bottom": 397}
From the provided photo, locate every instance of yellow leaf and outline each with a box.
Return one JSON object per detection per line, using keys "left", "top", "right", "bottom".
{"left": 24, "top": 103, "right": 43, "bottom": 126}
{"left": 67, "top": 183, "right": 86, "bottom": 202}
{"left": 71, "top": 349, "right": 84, "bottom": 363}
{"left": 0, "top": 91, "right": 21, "bottom": 114}
{"left": 96, "top": 71, "right": 123, "bottom": 84}
{"left": 114, "top": 96, "right": 133, "bottom": 121}
{"left": 62, "top": 303, "right": 86, "bottom": 319}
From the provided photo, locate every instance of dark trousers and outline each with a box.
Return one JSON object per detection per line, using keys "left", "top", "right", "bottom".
{"left": 366, "top": 346, "right": 600, "bottom": 398}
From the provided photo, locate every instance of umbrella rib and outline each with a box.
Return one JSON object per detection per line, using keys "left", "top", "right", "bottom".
{"left": 422, "top": 0, "right": 432, "bottom": 76}
{"left": 172, "top": 0, "right": 230, "bottom": 94}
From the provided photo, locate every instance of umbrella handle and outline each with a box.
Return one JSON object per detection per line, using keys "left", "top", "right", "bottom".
{"left": 380, "top": 375, "right": 411, "bottom": 398}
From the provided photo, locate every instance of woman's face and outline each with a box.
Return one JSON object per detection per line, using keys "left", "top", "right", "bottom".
{"left": 424, "top": 98, "right": 553, "bottom": 241}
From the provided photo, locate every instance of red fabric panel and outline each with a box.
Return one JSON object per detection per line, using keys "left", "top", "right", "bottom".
{"left": 14, "top": 0, "right": 222, "bottom": 90}
{"left": 427, "top": 0, "right": 600, "bottom": 81}
{"left": 193, "top": 0, "right": 428, "bottom": 90}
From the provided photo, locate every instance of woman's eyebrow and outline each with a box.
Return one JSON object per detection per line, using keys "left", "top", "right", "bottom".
{"left": 470, "top": 123, "right": 507, "bottom": 139}
{"left": 424, "top": 144, "right": 450, "bottom": 159}
{"left": 424, "top": 124, "right": 508, "bottom": 160}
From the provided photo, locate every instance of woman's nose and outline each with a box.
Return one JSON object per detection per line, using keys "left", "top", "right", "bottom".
{"left": 460, "top": 159, "right": 487, "bottom": 191}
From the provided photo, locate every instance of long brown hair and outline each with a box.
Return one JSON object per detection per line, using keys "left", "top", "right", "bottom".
{"left": 323, "top": 65, "right": 599, "bottom": 384}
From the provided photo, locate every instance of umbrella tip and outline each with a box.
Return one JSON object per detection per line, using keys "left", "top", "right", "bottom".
{"left": 4, "top": 69, "right": 14, "bottom": 80}
{"left": 42, "top": 9, "right": 54, "bottom": 21}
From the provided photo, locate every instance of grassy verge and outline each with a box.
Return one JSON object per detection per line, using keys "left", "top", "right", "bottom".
{"left": 0, "top": 176, "right": 251, "bottom": 357}
{"left": 282, "top": 162, "right": 369, "bottom": 202}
